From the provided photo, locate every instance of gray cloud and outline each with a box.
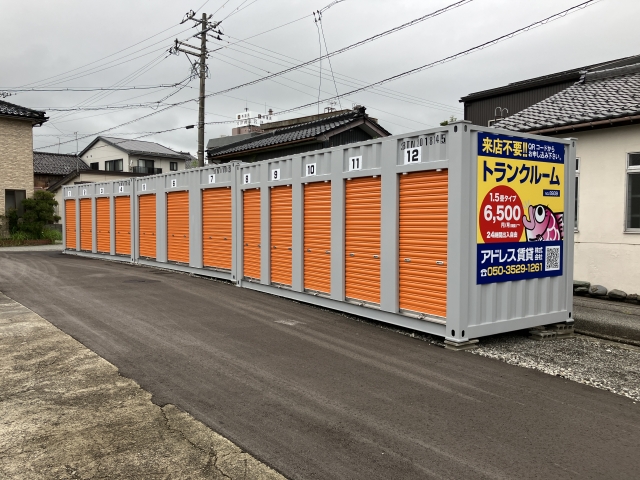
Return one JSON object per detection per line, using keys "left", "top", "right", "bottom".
{"left": 2, "top": 0, "right": 637, "bottom": 155}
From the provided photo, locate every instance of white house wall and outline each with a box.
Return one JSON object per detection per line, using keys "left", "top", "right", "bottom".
{"left": 554, "top": 124, "right": 640, "bottom": 292}
{"left": 81, "top": 140, "right": 131, "bottom": 171}
{"left": 128, "top": 155, "right": 185, "bottom": 173}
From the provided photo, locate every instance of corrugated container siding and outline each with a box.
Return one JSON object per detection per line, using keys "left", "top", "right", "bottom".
{"left": 79, "top": 198, "right": 92, "bottom": 251}
{"left": 96, "top": 197, "right": 110, "bottom": 253}
{"left": 303, "top": 181, "right": 331, "bottom": 294}
{"left": 345, "top": 176, "right": 381, "bottom": 304}
{"left": 167, "top": 191, "right": 190, "bottom": 264}
{"left": 139, "top": 194, "right": 156, "bottom": 259}
{"left": 115, "top": 196, "right": 131, "bottom": 255}
{"left": 399, "top": 170, "right": 448, "bottom": 317}
{"left": 202, "top": 188, "right": 232, "bottom": 270}
{"left": 270, "top": 185, "right": 292, "bottom": 286}
{"left": 243, "top": 189, "right": 261, "bottom": 280}
{"left": 65, "top": 199, "right": 76, "bottom": 249}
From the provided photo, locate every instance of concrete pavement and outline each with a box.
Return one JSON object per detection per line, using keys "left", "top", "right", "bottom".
{"left": 0, "top": 291, "right": 284, "bottom": 479}
{"left": 0, "top": 251, "right": 639, "bottom": 479}
{"left": 574, "top": 296, "right": 640, "bottom": 346}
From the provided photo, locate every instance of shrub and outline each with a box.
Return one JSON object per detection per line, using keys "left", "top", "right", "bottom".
{"left": 5, "top": 208, "right": 19, "bottom": 234}
{"left": 18, "top": 191, "right": 61, "bottom": 239}
{"left": 41, "top": 228, "right": 62, "bottom": 242}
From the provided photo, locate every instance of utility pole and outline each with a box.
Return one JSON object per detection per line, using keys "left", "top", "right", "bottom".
{"left": 171, "top": 11, "right": 222, "bottom": 168}
{"left": 198, "top": 13, "right": 207, "bottom": 168}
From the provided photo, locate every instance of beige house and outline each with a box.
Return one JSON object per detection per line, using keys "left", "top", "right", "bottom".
{"left": 495, "top": 62, "right": 640, "bottom": 293}
{"left": 80, "top": 136, "right": 190, "bottom": 175}
{"left": 0, "top": 100, "right": 47, "bottom": 233}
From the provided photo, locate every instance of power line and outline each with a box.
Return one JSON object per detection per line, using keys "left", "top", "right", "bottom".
{"left": 270, "top": 0, "right": 601, "bottom": 117}
{"left": 219, "top": 39, "right": 462, "bottom": 112}
{"left": 36, "top": 0, "right": 597, "bottom": 152}
{"left": 0, "top": 82, "right": 193, "bottom": 93}
{"left": 205, "top": 0, "right": 475, "bottom": 104}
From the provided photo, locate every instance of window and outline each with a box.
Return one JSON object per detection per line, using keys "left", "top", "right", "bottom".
{"left": 105, "top": 159, "right": 123, "bottom": 172}
{"left": 90, "top": 162, "right": 99, "bottom": 170}
{"left": 626, "top": 153, "right": 640, "bottom": 230}
{"left": 575, "top": 158, "right": 580, "bottom": 230}
{"left": 170, "top": 162, "right": 178, "bottom": 171}
{"left": 4, "top": 189, "right": 26, "bottom": 216}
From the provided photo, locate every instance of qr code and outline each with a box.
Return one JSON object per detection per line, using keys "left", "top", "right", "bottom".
{"left": 545, "top": 246, "right": 560, "bottom": 271}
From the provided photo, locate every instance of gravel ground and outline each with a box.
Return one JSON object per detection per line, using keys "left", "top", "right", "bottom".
{"left": 470, "top": 332, "right": 640, "bottom": 403}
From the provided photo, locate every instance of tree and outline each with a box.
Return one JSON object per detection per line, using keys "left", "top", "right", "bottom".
{"left": 18, "top": 191, "right": 61, "bottom": 238}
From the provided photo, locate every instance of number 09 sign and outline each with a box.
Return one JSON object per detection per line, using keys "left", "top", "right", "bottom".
{"left": 476, "top": 132, "right": 565, "bottom": 284}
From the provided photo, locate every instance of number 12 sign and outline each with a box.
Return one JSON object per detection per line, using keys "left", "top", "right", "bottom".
{"left": 403, "top": 147, "right": 422, "bottom": 164}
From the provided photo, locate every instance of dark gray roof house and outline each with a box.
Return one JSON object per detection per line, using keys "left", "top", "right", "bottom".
{"left": 33, "top": 152, "right": 90, "bottom": 176}
{"left": 494, "top": 62, "right": 640, "bottom": 134}
{"left": 207, "top": 106, "right": 391, "bottom": 163}
{"left": 460, "top": 54, "right": 640, "bottom": 127}
{"left": 0, "top": 99, "right": 48, "bottom": 125}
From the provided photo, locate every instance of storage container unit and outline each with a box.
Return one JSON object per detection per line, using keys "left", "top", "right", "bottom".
{"left": 303, "top": 181, "right": 331, "bottom": 294}
{"left": 79, "top": 198, "right": 92, "bottom": 252}
{"left": 242, "top": 187, "right": 261, "bottom": 281}
{"left": 167, "top": 191, "right": 190, "bottom": 264}
{"left": 63, "top": 124, "right": 575, "bottom": 345}
{"left": 345, "top": 176, "right": 381, "bottom": 305}
{"left": 65, "top": 197, "right": 77, "bottom": 250}
{"left": 115, "top": 194, "right": 131, "bottom": 256}
{"left": 270, "top": 185, "right": 292, "bottom": 286}
{"left": 138, "top": 193, "right": 156, "bottom": 259}
{"left": 202, "top": 187, "right": 232, "bottom": 270}
{"left": 398, "top": 170, "right": 448, "bottom": 318}
{"left": 96, "top": 197, "right": 110, "bottom": 253}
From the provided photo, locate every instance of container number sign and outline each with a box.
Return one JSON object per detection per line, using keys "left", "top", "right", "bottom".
{"left": 403, "top": 147, "right": 421, "bottom": 164}
{"left": 118, "top": 185, "right": 124, "bottom": 193}
{"left": 271, "top": 169, "right": 281, "bottom": 181}
{"left": 171, "top": 179, "right": 177, "bottom": 188}
{"left": 67, "top": 190, "right": 72, "bottom": 197}
{"left": 141, "top": 184, "right": 147, "bottom": 192}
{"left": 208, "top": 174, "right": 215, "bottom": 184}
{"left": 306, "top": 163, "right": 316, "bottom": 176}
{"left": 82, "top": 189, "right": 87, "bottom": 196}
{"left": 243, "top": 173, "right": 251, "bottom": 184}
{"left": 348, "top": 156, "right": 362, "bottom": 171}
{"left": 99, "top": 188, "right": 104, "bottom": 195}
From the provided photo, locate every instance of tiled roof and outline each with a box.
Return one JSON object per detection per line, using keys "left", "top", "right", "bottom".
{"left": 80, "top": 136, "right": 190, "bottom": 159}
{"left": 209, "top": 109, "right": 388, "bottom": 156}
{"left": 33, "top": 151, "right": 90, "bottom": 175}
{"left": 495, "top": 63, "right": 640, "bottom": 132}
{"left": 0, "top": 99, "right": 47, "bottom": 123}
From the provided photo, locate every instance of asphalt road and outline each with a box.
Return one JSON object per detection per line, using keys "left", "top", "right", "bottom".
{"left": 1, "top": 251, "right": 638, "bottom": 480}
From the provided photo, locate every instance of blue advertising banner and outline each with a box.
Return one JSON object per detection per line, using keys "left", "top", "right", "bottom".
{"left": 477, "top": 132, "right": 566, "bottom": 284}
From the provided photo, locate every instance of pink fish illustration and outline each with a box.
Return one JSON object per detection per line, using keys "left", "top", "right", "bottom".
{"left": 523, "top": 205, "right": 564, "bottom": 241}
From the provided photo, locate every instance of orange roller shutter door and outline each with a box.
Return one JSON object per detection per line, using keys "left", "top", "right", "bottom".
{"left": 270, "top": 185, "right": 292, "bottom": 286}
{"left": 243, "top": 189, "right": 261, "bottom": 280}
{"left": 79, "top": 198, "right": 92, "bottom": 251}
{"left": 345, "top": 176, "right": 381, "bottom": 304}
{"left": 303, "top": 182, "right": 331, "bottom": 294}
{"left": 96, "top": 197, "right": 110, "bottom": 253}
{"left": 167, "top": 191, "right": 190, "bottom": 264}
{"left": 115, "top": 196, "right": 131, "bottom": 255}
{"left": 65, "top": 199, "right": 76, "bottom": 249}
{"left": 139, "top": 194, "right": 156, "bottom": 259}
{"left": 202, "top": 188, "right": 232, "bottom": 270}
{"left": 399, "top": 170, "right": 448, "bottom": 317}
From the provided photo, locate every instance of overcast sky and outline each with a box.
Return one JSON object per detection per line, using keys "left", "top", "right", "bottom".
{"left": 1, "top": 0, "right": 638, "bottom": 155}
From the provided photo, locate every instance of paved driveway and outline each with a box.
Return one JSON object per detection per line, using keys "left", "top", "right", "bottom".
{"left": 0, "top": 251, "right": 638, "bottom": 479}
